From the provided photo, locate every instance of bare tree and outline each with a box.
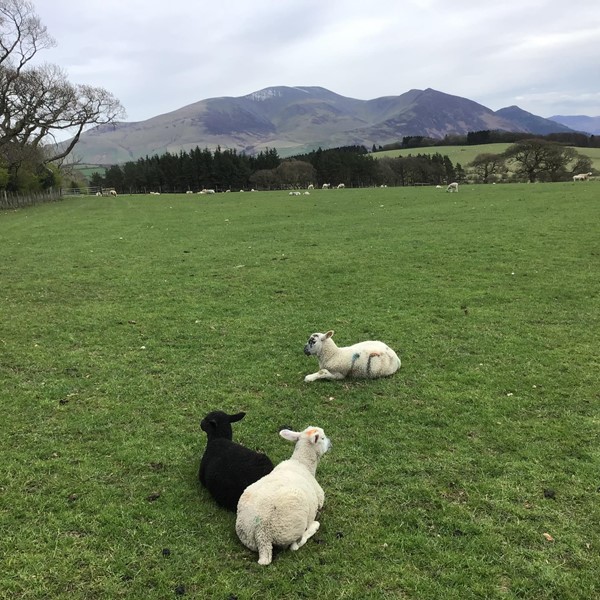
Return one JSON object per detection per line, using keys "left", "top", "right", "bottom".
{"left": 0, "top": 0, "right": 125, "bottom": 173}
{"left": 469, "top": 153, "right": 505, "bottom": 183}
{"left": 503, "top": 139, "right": 590, "bottom": 183}
{"left": 502, "top": 139, "right": 555, "bottom": 183}
{"left": 0, "top": 0, "right": 55, "bottom": 68}
{"left": 275, "top": 159, "right": 316, "bottom": 188}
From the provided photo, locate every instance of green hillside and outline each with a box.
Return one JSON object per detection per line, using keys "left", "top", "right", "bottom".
{"left": 374, "top": 144, "right": 600, "bottom": 171}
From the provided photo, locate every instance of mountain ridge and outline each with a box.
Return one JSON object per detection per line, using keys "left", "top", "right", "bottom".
{"left": 549, "top": 114, "right": 600, "bottom": 135}
{"left": 63, "top": 86, "right": 583, "bottom": 164}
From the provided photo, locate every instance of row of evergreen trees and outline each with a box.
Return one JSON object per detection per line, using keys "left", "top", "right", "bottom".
{"left": 91, "top": 145, "right": 461, "bottom": 193}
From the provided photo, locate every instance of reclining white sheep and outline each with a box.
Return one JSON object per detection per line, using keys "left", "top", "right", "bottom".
{"left": 236, "top": 426, "right": 331, "bottom": 565}
{"left": 303, "top": 330, "right": 401, "bottom": 382}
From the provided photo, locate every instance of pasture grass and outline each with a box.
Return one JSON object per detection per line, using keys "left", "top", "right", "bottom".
{"left": 1, "top": 183, "right": 599, "bottom": 599}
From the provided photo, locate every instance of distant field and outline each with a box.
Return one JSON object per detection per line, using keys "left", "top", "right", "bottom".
{"left": 576, "top": 146, "right": 600, "bottom": 170}
{"left": 374, "top": 144, "right": 600, "bottom": 171}
{"left": 2, "top": 185, "right": 599, "bottom": 599}
{"left": 374, "top": 143, "right": 512, "bottom": 166}
{"left": 75, "top": 165, "right": 106, "bottom": 178}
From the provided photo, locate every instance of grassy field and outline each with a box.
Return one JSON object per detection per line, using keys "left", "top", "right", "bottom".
{"left": 374, "top": 144, "right": 600, "bottom": 172}
{"left": 1, "top": 184, "right": 599, "bottom": 599}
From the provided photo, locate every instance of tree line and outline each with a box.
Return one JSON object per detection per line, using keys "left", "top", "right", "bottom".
{"left": 88, "top": 136, "right": 595, "bottom": 192}
{"left": 469, "top": 139, "right": 593, "bottom": 183}
{"left": 378, "top": 129, "right": 600, "bottom": 152}
{"left": 88, "top": 145, "right": 463, "bottom": 193}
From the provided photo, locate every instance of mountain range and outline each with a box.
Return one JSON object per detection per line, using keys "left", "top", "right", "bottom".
{"left": 548, "top": 115, "right": 600, "bottom": 135}
{"left": 64, "top": 86, "right": 590, "bottom": 165}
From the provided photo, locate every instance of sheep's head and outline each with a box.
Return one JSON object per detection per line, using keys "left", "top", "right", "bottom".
{"left": 280, "top": 426, "right": 331, "bottom": 456}
{"left": 303, "top": 330, "right": 334, "bottom": 356}
{"left": 201, "top": 410, "right": 245, "bottom": 440}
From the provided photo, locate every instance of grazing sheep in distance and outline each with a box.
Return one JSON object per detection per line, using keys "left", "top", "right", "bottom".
{"left": 573, "top": 172, "right": 592, "bottom": 181}
{"left": 303, "top": 330, "right": 401, "bottom": 382}
{"left": 199, "top": 411, "right": 274, "bottom": 512}
{"left": 446, "top": 182, "right": 459, "bottom": 192}
{"left": 289, "top": 191, "right": 301, "bottom": 196}
{"left": 322, "top": 183, "right": 331, "bottom": 189}
{"left": 337, "top": 183, "right": 345, "bottom": 189}
{"left": 236, "top": 426, "right": 331, "bottom": 565}
{"left": 307, "top": 184, "right": 314, "bottom": 190}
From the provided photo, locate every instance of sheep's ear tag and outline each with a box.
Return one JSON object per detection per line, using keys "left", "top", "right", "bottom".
{"left": 325, "top": 330, "right": 334, "bottom": 339}
{"left": 305, "top": 428, "right": 319, "bottom": 443}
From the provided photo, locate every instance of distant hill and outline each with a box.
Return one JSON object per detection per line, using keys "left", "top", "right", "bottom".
{"left": 495, "top": 106, "right": 575, "bottom": 135}
{"left": 60, "top": 86, "right": 579, "bottom": 164}
{"left": 549, "top": 115, "right": 600, "bottom": 135}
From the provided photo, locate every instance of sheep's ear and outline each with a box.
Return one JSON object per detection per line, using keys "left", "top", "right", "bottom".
{"left": 279, "top": 429, "right": 300, "bottom": 442}
{"left": 305, "top": 428, "right": 320, "bottom": 444}
{"left": 229, "top": 412, "right": 246, "bottom": 423}
{"left": 325, "top": 330, "right": 334, "bottom": 339}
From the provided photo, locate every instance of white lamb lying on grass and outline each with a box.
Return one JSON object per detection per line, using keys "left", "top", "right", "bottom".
{"left": 236, "top": 426, "right": 331, "bottom": 565}
{"left": 303, "top": 330, "right": 401, "bottom": 382}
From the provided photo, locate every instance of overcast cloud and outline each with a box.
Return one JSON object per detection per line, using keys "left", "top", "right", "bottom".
{"left": 35, "top": 0, "right": 600, "bottom": 124}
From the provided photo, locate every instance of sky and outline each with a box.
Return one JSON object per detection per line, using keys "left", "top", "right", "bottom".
{"left": 34, "top": 0, "right": 600, "bottom": 125}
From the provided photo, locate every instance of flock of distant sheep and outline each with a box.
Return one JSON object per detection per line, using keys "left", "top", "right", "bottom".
{"left": 97, "top": 173, "right": 595, "bottom": 197}
{"left": 199, "top": 330, "right": 401, "bottom": 565}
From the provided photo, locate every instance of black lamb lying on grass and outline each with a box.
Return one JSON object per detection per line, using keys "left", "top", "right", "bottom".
{"left": 199, "top": 410, "right": 274, "bottom": 511}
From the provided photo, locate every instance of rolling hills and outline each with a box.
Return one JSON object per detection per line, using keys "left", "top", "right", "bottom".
{"left": 63, "top": 86, "right": 579, "bottom": 165}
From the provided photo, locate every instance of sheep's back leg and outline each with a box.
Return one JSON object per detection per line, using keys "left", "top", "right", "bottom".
{"left": 290, "top": 521, "right": 320, "bottom": 550}
{"left": 304, "top": 369, "right": 345, "bottom": 382}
